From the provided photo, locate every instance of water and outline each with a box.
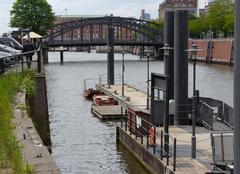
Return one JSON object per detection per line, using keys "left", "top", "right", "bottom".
{"left": 45, "top": 51, "right": 233, "bottom": 174}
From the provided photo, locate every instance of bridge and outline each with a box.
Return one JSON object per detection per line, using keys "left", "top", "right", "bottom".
{"left": 44, "top": 16, "right": 164, "bottom": 47}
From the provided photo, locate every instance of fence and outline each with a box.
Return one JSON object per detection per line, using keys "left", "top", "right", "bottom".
{"left": 120, "top": 107, "right": 177, "bottom": 171}
{"left": 197, "top": 97, "right": 233, "bottom": 129}
{"left": 0, "top": 47, "right": 43, "bottom": 75}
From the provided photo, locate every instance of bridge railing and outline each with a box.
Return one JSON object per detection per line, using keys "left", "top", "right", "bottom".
{"left": 0, "top": 47, "right": 43, "bottom": 75}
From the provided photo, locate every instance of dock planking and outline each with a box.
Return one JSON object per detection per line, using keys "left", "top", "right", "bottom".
{"left": 91, "top": 105, "right": 122, "bottom": 120}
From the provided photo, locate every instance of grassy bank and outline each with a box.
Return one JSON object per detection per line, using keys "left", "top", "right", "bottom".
{"left": 0, "top": 71, "right": 35, "bottom": 173}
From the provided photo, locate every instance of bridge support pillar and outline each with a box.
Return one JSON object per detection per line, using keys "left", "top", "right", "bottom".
{"left": 164, "top": 11, "right": 175, "bottom": 101}
{"left": 60, "top": 50, "right": 64, "bottom": 64}
{"left": 174, "top": 10, "right": 189, "bottom": 125}
{"left": 234, "top": 0, "right": 240, "bottom": 173}
{"left": 107, "top": 27, "right": 114, "bottom": 85}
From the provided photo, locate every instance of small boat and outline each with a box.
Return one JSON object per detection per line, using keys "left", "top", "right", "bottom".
{"left": 83, "top": 88, "right": 102, "bottom": 100}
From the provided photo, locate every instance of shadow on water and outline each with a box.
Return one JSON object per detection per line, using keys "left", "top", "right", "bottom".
{"left": 117, "top": 142, "right": 152, "bottom": 174}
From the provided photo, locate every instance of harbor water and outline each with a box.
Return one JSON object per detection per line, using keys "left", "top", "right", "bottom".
{"left": 45, "top": 51, "right": 233, "bottom": 174}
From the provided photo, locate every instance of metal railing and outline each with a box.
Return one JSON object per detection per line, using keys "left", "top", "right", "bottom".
{"left": 0, "top": 47, "right": 43, "bottom": 75}
{"left": 98, "top": 73, "right": 122, "bottom": 85}
{"left": 119, "top": 108, "right": 177, "bottom": 171}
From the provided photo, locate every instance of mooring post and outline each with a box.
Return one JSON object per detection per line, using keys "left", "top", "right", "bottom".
{"left": 60, "top": 50, "right": 64, "bottom": 64}
{"left": 107, "top": 26, "right": 114, "bottom": 85}
{"left": 234, "top": 0, "right": 240, "bottom": 173}
{"left": 174, "top": 10, "right": 189, "bottom": 125}
{"left": 0, "top": 58, "right": 4, "bottom": 74}
{"left": 164, "top": 10, "right": 174, "bottom": 101}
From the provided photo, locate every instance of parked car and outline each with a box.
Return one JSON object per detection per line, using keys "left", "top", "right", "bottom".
{"left": 0, "top": 52, "right": 14, "bottom": 68}
{"left": 0, "top": 44, "right": 21, "bottom": 62}
{"left": 0, "top": 36, "right": 23, "bottom": 50}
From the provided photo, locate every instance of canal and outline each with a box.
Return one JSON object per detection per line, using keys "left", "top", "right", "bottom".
{"left": 45, "top": 51, "right": 233, "bottom": 173}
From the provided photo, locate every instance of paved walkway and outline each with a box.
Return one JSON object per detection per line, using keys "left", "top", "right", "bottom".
{"left": 12, "top": 92, "right": 60, "bottom": 174}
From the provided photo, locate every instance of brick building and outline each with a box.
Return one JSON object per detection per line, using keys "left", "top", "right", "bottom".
{"left": 158, "top": 0, "right": 198, "bottom": 19}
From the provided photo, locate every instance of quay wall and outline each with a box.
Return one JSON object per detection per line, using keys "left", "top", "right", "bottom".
{"left": 116, "top": 126, "right": 174, "bottom": 174}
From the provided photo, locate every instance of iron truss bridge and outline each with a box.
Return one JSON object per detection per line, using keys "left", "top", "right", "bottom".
{"left": 44, "top": 16, "right": 164, "bottom": 47}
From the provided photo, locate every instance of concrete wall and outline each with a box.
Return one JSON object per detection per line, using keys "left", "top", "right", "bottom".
{"left": 26, "top": 73, "right": 51, "bottom": 148}
{"left": 116, "top": 126, "right": 174, "bottom": 174}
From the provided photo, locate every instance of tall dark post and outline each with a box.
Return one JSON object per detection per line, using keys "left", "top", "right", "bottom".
{"left": 174, "top": 10, "right": 189, "bottom": 125}
{"left": 164, "top": 11, "right": 174, "bottom": 100}
{"left": 234, "top": 0, "right": 240, "bottom": 173}
{"left": 60, "top": 50, "right": 64, "bottom": 64}
{"left": 107, "top": 26, "right": 114, "bottom": 85}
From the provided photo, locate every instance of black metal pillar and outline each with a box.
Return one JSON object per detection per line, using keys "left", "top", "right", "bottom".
{"left": 164, "top": 11, "right": 174, "bottom": 100}
{"left": 107, "top": 26, "right": 114, "bottom": 85}
{"left": 234, "top": 0, "right": 240, "bottom": 173}
{"left": 174, "top": 10, "right": 189, "bottom": 125}
{"left": 60, "top": 50, "right": 64, "bottom": 64}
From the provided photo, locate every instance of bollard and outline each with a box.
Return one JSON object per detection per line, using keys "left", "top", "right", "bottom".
{"left": 166, "top": 134, "right": 169, "bottom": 165}
{"left": 141, "top": 135, "right": 143, "bottom": 144}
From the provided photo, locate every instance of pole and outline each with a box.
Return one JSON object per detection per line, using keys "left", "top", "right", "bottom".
{"left": 122, "top": 52, "right": 125, "bottom": 97}
{"left": 192, "top": 52, "right": 196, "bottom": 158}
{"left": 164, "top": 53, "right": 169, "bottom": 154}
{"left": 234, "top": 0, "right": 240, "bottom": 173}
{"left": 146, "top": 55, "right": 150, "bottom": 110}
{"left": 174, "top": 10, "right": 189, "bottom": 125}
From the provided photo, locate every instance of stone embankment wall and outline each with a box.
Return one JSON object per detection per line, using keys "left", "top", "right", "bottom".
{"left": 189, "top": 39, "right": 234, "bottom": 64}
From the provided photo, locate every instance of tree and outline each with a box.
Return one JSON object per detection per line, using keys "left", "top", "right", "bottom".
{"left": 205, "top": 0, "right": 234, "bottom": 36}
{"left": 10, "top": 0, "right": 55, "bottom": 36}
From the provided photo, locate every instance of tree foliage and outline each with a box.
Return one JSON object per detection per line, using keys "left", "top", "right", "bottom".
{"left": 10, "top": 0, "right": 55, "bottom": 35}
{"left": 189, "top": 0, "right": 234, "bottom": 38}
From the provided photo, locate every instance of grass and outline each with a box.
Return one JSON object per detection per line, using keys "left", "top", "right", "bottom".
{"left": 0, "top": 71, "right": 35, "bottom": 174}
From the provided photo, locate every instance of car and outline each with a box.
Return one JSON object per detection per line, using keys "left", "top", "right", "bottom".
{"left": 0, "top": 52, "right": 14, "bottom": 68}
{"left": 0, "top": 36, "right": 23, "bottom": 50}
{"left": 0, "top": 44, "right": 22, "bottom": 62}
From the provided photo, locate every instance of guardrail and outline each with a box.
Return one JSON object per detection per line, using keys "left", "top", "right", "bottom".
{"left": 0, "top": 47, "right": 43, "bottom": 75}
{"left": 120, "top": 108, "right": 177, "bottom": 171}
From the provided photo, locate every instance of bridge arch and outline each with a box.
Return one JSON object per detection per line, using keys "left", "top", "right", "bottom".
{"left": 45, "top": 16, "right": 163, "bottom": 47}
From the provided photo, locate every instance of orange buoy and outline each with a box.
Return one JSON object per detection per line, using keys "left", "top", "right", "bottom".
{"left": 149, "top": 127, "right": 155, "bottom": 146}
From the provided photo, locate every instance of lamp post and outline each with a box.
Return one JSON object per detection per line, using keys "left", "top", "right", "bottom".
{"left": 160, "top": 43, "right": 173, "bottom": 155}
{"left": 121, "top": 46, "right": 127, "bottom": 97}
{"left": 185, "top": 43, "right": 203, "bottom": 159}
{"left": 144, "top": 48, "right": 151, "bottom": 110}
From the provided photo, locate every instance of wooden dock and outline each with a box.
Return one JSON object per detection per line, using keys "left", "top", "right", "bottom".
{"left": 91, "top": 105, "right": 122, "bottom": 119}
{"left": 97, "top": 83, "right": 233, "bottom": 174}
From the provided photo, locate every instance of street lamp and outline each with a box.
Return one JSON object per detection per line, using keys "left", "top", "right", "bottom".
{"left": 121, "top": 46, "right": 127, "bottom": 97}
{"left": 160, "top": 43, "right": 173, "bottom": 155}
{"left": 144, "top": 48, "right": 151, "bottom": 110}
{"left": 185, "top": 42, "right": 203, "bottom": 159}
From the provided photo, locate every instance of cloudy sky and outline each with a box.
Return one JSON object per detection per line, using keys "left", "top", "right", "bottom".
{"left": 0, "top": 0, "right": 206, "bottom": 34}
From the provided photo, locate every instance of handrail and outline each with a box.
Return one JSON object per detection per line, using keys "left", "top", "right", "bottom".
{"left": 120, "top": 109, "right": 177, "bottom": 171}
{"left": 0, "top": 46, "right": 42, "bottom": 74}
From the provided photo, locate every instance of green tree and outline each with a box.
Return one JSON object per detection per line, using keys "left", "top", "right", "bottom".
{"left": 10, "top": 0, "right": 55, "bottom": 36}
{"left": 205, "top": 0, "right": 234, "bottom": 36}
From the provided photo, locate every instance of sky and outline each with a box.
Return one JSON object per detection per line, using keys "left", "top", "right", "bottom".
{"left": 0, "top": 0, "right": 206, "bottom": 34}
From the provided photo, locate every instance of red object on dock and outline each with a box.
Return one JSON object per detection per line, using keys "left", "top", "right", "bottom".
{"left": 92, "top": 94, "right": 118, "bottom": 106}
